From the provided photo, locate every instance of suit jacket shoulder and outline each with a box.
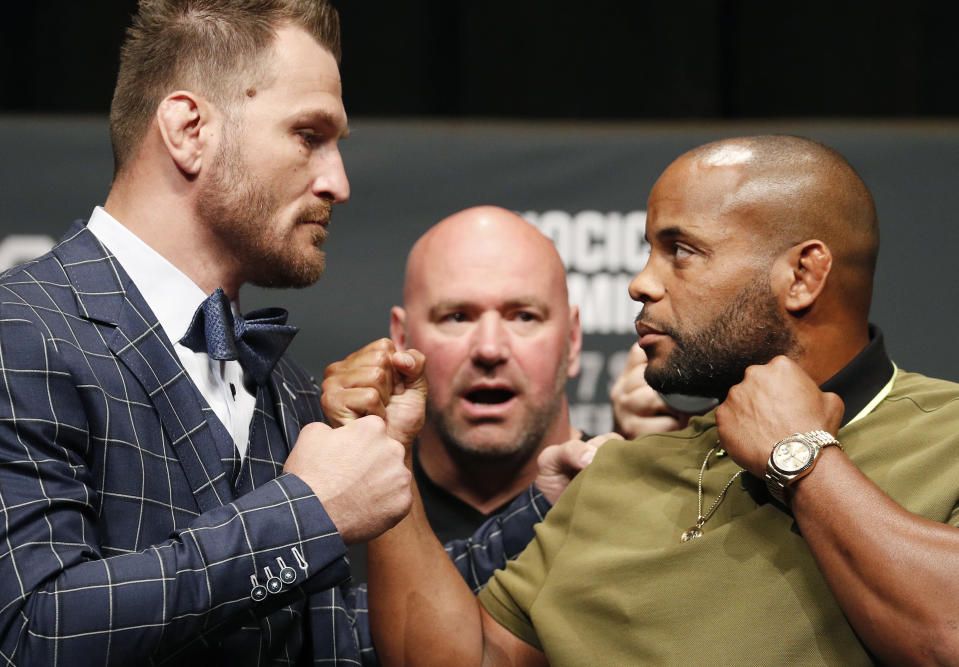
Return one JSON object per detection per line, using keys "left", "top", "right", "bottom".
{"left": 0, "top": 222, "right": 352, "bottom": 664}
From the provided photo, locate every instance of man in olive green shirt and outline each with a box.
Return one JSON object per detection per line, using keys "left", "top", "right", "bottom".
{"left": 364, "top": 135, "right": 959, "bottom": 665}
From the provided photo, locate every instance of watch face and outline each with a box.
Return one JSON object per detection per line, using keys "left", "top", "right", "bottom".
{"left": 772, "top": 438, "right": 814, "bottom": 473}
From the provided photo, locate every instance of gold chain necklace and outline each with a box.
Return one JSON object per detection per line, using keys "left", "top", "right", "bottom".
{"left": 680, "top": 445, "right": 744, "bottom": 543}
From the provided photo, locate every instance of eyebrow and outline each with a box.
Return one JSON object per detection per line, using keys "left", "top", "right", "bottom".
{"left": 292, "top": 110, "right": 350, "bottom": 139}
{"left": 654, "top": 226, "right": 684, "bottom": 242}
{"left": 427, "top": 297, "right": 552, "bottom": 317}
{"left": 650, "top": 225, "right": 715, "bottom": 258}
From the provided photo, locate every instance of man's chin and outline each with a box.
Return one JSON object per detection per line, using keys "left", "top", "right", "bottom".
{"left": 645, "top": 364, "right": 695, "bottom": 397}
{"left": 248, "top": 252, "right": 325, "bottom": 289}
{"left": 642, "top": 356, "right": 671, "bottom": 389}
{"left": 444, "top": 423, "right": 530, "bottom": 459}
{"left": 645, "top": 365, "right": 731, "bottom": 400}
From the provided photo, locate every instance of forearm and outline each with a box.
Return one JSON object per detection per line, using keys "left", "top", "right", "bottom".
{"left": 791, "top": 450, "right": 959, "bottom": 666}
{"left": 1, "top": 474, "right": 350, "bottom": 664}
{"left": 368, "top": 482, "right": 487, "bottom": 666}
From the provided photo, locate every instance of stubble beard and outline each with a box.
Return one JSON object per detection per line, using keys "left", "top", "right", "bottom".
{"left": 428, "top": 350, "right": 570, "bottom": 466}
{"left": 195, "top": 129, "right": 330, "bottom": 289}
{"left": 643, "top": 279, "right": 799, "bottom": 399}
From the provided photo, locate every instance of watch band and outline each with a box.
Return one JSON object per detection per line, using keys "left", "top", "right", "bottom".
{"left": 765, "top": 430, "right": 842, "bottom": 504}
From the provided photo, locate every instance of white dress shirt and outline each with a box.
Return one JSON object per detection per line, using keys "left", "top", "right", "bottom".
{"left": 87, "top": 206, "right": 256, "bottom": 459}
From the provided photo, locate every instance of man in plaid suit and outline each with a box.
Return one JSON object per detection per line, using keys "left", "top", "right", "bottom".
{"left": 0, "top": 1, "right": 565, "bottom": 664}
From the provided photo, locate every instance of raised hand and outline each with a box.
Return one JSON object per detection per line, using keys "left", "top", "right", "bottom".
{"left": 535, "top": 432, "right": 623, "bottom": 504}
{"left": 284, "top": 417, "right": 412, "bottom": 544}
{"left": 716, "top": 355, "right": 844, "bottom": 476}
{"left": 321, "top": 338, "right": 427, "bottom": 447}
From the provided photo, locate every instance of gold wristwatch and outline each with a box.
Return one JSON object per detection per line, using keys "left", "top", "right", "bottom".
{"left": 764, "top": 430, "right": 842, "bottom": 504}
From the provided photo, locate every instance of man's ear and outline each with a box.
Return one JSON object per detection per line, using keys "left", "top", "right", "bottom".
{"left": 776, "top": 240, "right": 833, "bottom": 313}
{"left": 390, "top": 306, "right": 408, "bottom": 350}
{"left": 155, "top": 91, "right": 213, "bottom": 176}
{"left": 566, "top": 305, "right": 583, "bottom": 378}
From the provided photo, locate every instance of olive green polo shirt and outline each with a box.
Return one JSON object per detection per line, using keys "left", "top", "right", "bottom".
{"left": 479, "top": 367, "right": 959, "bottom": 665}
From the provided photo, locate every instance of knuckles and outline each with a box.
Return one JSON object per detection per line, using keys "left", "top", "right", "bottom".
{"left": 360, "top": 386, "right": 382, "bottom": 406}
{"left": 323, "top": 338, "right": 395, "bottom": 379}
{"left": 352, "top": 413, "right": 387, "bottom": 433}
{"left": 299, "top": 421, "right": 333, "bottom": 438}
{"left": 367, "top": 366, "right": 389, "bottom": 386}
{"left": 323, "top": 360, "right": 347, "bottom": 379}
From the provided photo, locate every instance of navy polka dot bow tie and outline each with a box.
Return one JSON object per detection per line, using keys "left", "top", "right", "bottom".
{"left": 179, "top": 287, "right": 298, "bottom": 386}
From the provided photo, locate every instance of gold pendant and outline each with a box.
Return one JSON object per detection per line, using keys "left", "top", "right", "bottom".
{"left": 680, "top": 526, "right": 703, "bottom": 542}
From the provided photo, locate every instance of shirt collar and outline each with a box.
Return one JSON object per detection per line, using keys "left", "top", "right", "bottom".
{"left": 86, "top": 206, "right": 212, "bottom": 345}
{"left": 738, "top": 324, "right": 896, "bottom": 505}
{"left": 819, "top": 324, "right": 895, "bottom": 427}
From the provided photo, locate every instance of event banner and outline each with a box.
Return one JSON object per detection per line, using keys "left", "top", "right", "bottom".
{"left": 2, "top": 117, "right": 958, "bottom": 434}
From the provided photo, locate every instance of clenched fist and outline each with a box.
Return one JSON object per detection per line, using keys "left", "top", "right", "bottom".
{"left": 284, "top": 417, "right": 412, "bottom": 544}
{"left": 536, "top": 432, "right": 623, "bottom": 504}
{"left": 716, "top": 356, "right": 844, "bottom": 477}
{"left": 322, "top": 338, "right": 427, "bottom": 448}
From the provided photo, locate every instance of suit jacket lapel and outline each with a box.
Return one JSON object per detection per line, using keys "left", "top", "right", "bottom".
{"left": 56, "top": 223, "right": 237, "bottom": 512}
{"left": 268, "top": 358, "right": 319, "bottom": 452}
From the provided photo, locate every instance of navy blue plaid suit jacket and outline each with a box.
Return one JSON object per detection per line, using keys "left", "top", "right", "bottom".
{"left": 0, "top": 222, "right": 554, "bottom": 666}
{"left": 0, "top": 223, "right": 365, "bottom": 664}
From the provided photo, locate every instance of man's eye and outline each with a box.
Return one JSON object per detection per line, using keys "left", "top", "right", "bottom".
{"left": 673, "top": 243, "right": 694, "bottom": 260}
{"left": 441, "top": 312, "right": 468, "bottom": 323}
{"left": 514, "top": 311, "right": 537, "bottom": 322}
{"left": 297, "top": 131, "right": 324, "bottom": 147}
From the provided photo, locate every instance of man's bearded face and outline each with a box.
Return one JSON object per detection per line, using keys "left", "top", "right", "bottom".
{"left": 642, "top": 278, "right": 798, "bottom": 399}
{"left": 196, "top": 125, "right": 330, "bottom": 289}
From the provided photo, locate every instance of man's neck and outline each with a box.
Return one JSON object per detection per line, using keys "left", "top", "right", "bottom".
{"left": 797, "top": 318, "right": 872, "bottom": 386}
{"left": 104, "top": 171, "right": 242, "bottom": 300}
{"left": 416, "top": 422, "right": 572, "bottom": 515}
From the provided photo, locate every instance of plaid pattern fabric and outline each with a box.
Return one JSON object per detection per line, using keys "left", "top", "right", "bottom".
{"left": 444, "top": 485, "right": 553, "bottom": 594}
{"left": 0, "top": 222, "right": 556, "bottom": 666}
{"left": 0, "top": 223, "right": 354, "bottom": 665}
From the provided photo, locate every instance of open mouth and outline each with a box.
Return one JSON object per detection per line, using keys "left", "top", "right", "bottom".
{"left": 465, "top": 388, "right": 516, "bottom": 405}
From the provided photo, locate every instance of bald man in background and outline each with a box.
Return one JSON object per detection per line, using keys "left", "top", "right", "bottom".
{"left": 323, "top": 206, "right": 616, "bottom": 545}
{"left": 363, "top": 135, "right": 959, "bottom": 665}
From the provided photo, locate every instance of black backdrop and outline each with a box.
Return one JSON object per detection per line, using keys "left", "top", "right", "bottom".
{"left": 3, "top": 1, "right": 958, "bottom": 118}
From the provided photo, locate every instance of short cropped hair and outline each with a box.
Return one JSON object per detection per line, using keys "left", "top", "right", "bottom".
{"left": 109, "top": 0, "right": 341, "bottom": 174}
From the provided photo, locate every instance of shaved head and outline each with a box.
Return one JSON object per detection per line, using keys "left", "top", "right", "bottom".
{"left": 403, "top": 206, "right": 570, "bottom": 310}
{"left": 632, "top": 135, "right": 880, "bottom": 395}
{"left": 684, "top": 135, "right": 879, "bottom": 318}
{"left": 393, "top": 205, "right": 580, "bottom": 467}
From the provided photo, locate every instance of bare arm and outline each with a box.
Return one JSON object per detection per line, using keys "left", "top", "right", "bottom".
{"left": 368, "top": 479, "right": 547, "bottom": 666}
{"left": 717, "top": 356, "right": 959, "bottom": 666}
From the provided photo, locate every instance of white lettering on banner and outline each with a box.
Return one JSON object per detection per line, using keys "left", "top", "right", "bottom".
{"left": 523, "top": 210, "right": 647, "bottom": 428}
{"left": 524, "top": 210, "right": 647, "bottom": 335}
{"left": 567, "top": 272, "right": 636, "bottom": 335}
{"left": 575, "top": 350, "right": 605, "bottom": 402}
{"left": 0, "top": 235, "right": 56, "bottom": 272}
{"left": 525, "top": 209, "right": 650, "bottom": 276}
{"left": 574, "top": 350, "right": 630, "bottom": 403}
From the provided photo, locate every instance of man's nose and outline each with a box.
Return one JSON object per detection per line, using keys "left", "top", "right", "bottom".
{"left": 470, "top": 314, "right": 510, "bottom": 367}
{"left": 629, "top": 260, "right": 664, "bottom": 304}
{"left": 311, "top": 147, "right": 350, "bottom": 203}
